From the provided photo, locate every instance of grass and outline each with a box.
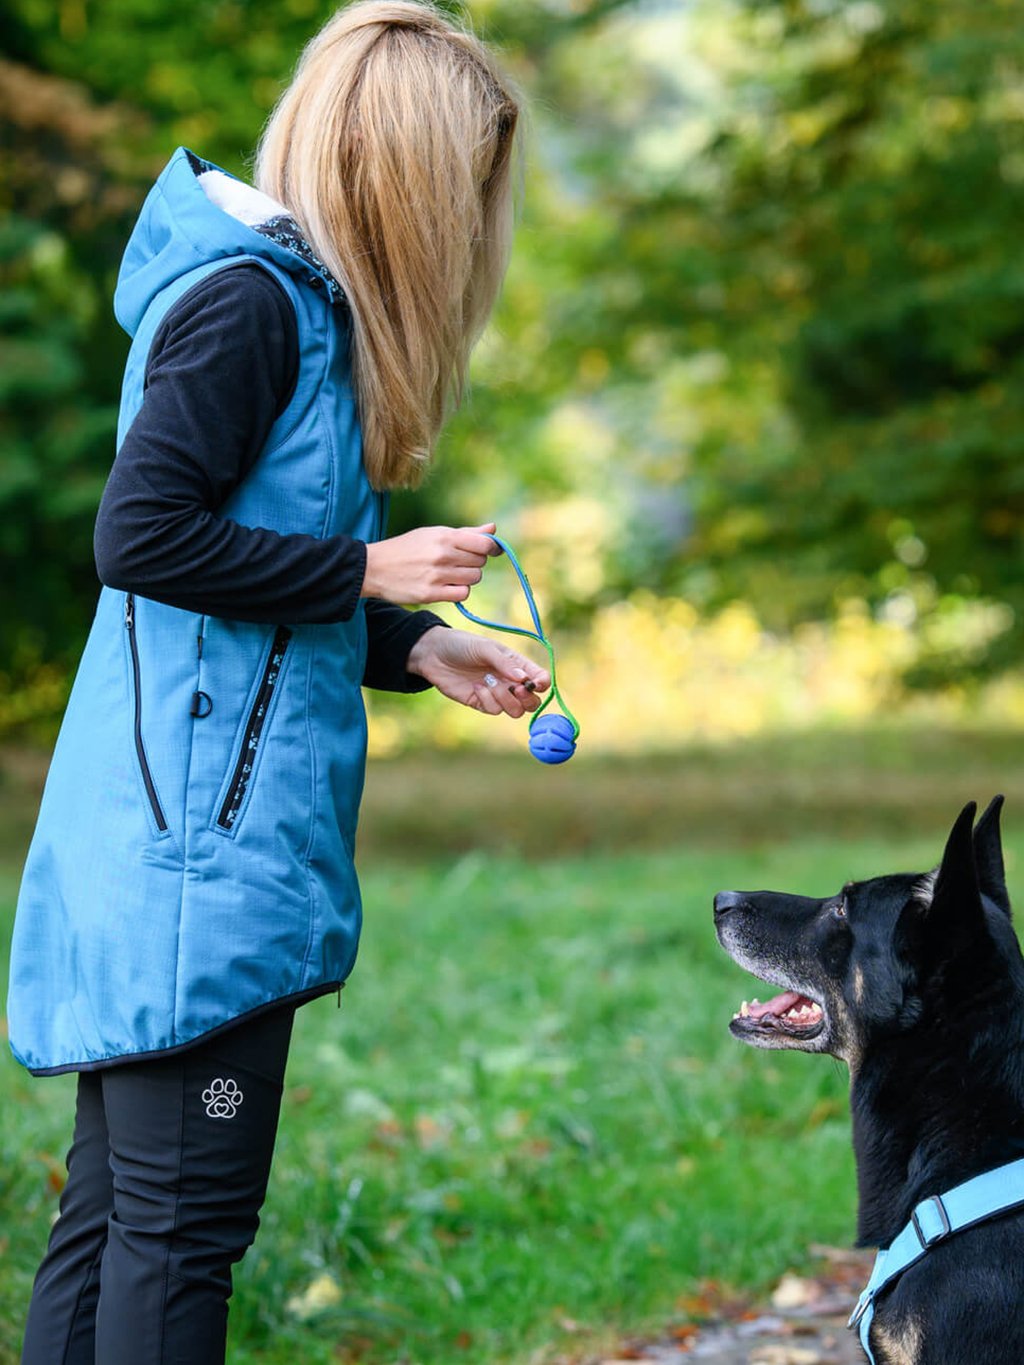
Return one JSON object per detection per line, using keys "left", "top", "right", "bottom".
{"left": 2, "top": 727, "right": 1023, "bottom": 1363}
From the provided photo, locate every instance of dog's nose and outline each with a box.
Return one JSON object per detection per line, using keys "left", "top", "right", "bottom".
{"left": 714, "top": 890, "right": 744, "bottom": 918}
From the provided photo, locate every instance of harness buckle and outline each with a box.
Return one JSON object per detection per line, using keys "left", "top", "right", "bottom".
{"left": 911, "top": 1194, "right": 951, "bottom": 1249}
{"left": 848, "top": 1292, "right": 870, "bottom": 1330}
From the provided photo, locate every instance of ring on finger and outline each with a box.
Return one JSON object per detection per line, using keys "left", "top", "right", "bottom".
{"left": 483, "top": 672, "right": 499, "bottom": 688}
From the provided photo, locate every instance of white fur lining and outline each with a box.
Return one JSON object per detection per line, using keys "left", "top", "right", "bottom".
{"left": 196, "top": 169, "right": 288, "bottom": 228}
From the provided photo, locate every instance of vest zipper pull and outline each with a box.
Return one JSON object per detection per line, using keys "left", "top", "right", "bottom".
{"left": 124, "top": 594, "right": 134, "bottom": 629}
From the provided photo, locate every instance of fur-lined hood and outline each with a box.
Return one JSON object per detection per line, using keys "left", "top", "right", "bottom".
{"left": 114, "top": 145, "right": 345, "bottom": 336}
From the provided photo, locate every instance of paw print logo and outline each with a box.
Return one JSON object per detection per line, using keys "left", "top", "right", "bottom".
{"left": 202, "top": 1077, "right": 244, "bottom": 1119}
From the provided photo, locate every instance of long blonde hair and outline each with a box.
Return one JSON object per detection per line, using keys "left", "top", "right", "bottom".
{"left": 254, "top": 1, "right": 520, "bottom": 489}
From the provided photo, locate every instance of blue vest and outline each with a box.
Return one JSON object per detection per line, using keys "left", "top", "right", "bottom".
{"left": 7, "top": 147, "right": 386, "bottom": 1074}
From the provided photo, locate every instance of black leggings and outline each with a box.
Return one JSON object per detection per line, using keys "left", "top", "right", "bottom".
{"left": 21, "top": 1003, "right": 295, "bottom": 1365}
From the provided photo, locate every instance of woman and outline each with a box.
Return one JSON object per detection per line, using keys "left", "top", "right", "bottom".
{"left": 9, "top": 4, "right": 547, "bottom": 1361}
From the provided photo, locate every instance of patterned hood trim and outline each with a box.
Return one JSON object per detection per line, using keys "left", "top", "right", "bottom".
{"left": 185, "top": 149, "right": 346, "bottom": 305}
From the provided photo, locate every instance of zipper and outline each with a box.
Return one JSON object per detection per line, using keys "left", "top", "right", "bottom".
{"left": 124, "top": 592, "right": 169, "bottom": 832}
{"left": 215, "top": 625, "right": 293, "bottom": 830}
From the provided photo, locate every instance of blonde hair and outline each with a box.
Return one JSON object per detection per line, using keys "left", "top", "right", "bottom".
{"left": 254, "top": 1, "right": 520, "bottom": 490}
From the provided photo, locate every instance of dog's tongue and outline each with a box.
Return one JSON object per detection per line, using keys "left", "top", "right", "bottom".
{"left": 749, "top": 991, "right": 803, "bottom": 1019}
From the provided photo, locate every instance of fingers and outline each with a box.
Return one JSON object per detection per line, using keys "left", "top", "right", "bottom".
{"left": 448, "top": 549, "right": 490, "bottom": 569}
{"left": 429, "top": 528, "right": 495, "bottom": 599}
{"left": 453, "top": 525, "right": 501, "bottom": 559}
{"left": 478, "top": 672, "right": 526, "bottom": 719}
{"left": 509, "top": 681, "right": 541, "bottom": 712}
{"left": 474, "top": 645, "right": 550, "bottom": 718}
{"left": 445, "top": 566, "right": 484, "bottom": 587}
{"left": 363, "top": 525, "right": 502, "bottom": 606}
{"left": 471, "top": 680, "right": 505, "bottom": 716}
{"left": 493, "top": 647, "right": 550, "bottom": 696}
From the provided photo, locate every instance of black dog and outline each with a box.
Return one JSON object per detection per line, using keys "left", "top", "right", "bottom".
{"left": 713, "top": 798, "right": 1024, "bottom": 1364}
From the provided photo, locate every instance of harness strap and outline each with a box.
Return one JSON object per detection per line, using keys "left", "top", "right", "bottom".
{"left": 849, "top": 1156, "right": 1024, "bottom": 1362}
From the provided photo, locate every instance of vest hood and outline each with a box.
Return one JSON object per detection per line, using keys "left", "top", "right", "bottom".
{"left": 114, "top": 146, "right": 346, "bottom": 337}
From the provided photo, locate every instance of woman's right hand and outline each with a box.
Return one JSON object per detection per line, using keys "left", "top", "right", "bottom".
{"left": 360, "top": 522, "right": 502, "bottom": 605}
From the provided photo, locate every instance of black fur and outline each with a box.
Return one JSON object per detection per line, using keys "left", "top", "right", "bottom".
{"left": 713, "top": 798, "right": 1024, "bottom": 1364}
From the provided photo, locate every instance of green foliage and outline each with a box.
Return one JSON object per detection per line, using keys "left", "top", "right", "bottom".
{"left": 681, "top": 0, "right": 1024, "bottom": 680}
{"left": 3, "top": 0, "right": 1024, "bottom": 734}
{"left": 0, "top": 215, "right": 116, "bottom": 708}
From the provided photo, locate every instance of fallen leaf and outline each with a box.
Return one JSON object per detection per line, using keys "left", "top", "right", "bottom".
{"left": 749, "top": 1347, "right": 826, "bottom": 1365}
{"left": 670, "top": 1324, "right": 699, "bottom": 1343}
{"left": 37, "top": 1152, "right": 66, "bottom": 1196}
{"left": 414, "top": 1114, "right": 448, "bottom": 1148}
{"left": 285, "top": 1272, "right": 342, "bottom": 1320}
{"left": 370, "top": 1118, "right": 403, "bottom": 1150}
{"left": 771, "top": 1273, "right": 822, "bottom": 1311}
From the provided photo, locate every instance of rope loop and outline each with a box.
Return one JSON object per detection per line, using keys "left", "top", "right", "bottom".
{"left": 455, "top": 535, "right": 580, "bottom": 741}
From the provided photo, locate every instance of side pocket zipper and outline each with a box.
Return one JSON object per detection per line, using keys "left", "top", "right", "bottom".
{"left": 125, "top": 592, "right": 169, "bottom": 832}
{"left": 215, "top": 626, "right": 293, "bottom": 831}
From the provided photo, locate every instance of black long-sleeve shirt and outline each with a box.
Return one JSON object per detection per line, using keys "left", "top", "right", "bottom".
{"left": 93, "top": 264, "right": 444, "bottom": 692}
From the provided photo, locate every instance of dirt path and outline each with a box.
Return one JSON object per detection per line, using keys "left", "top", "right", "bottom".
{"left": 591, "top": 1249, "right": 872, "bottom": 1365}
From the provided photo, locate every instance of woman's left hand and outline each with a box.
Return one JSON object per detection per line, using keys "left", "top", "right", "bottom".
{"left": 406, "top": 627, "right": 550, "bottom": 717}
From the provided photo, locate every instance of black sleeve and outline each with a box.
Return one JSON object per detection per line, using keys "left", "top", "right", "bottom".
{"left": 94, "top": 260, "right": 448, "bottom": 685}
{"left": 93, "top": 262, "right": 368, "bottom": 624}
{"left": 363, "top": 600, "right": 447, "bottom": 693}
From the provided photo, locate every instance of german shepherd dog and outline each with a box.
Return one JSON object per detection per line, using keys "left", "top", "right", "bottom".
{"left": 713, "top": 798, "right": 1024, "bottom": 1364}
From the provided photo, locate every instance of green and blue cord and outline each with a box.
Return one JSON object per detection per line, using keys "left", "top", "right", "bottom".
{"left": 456, "top": 535, "right": 579, "bottom": 764}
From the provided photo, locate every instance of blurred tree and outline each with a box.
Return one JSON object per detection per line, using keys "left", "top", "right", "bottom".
{"left": 0, "top": 0, "right": 651, "bottom": 688}
{"left": 3, "top": 0, "right": 1024, "bottom": 737}
{"left": 0, "top": 51, "right": 153, "bottom": 711}
{"left": 679, "top": 0, "right": 1024, "bottom": 682}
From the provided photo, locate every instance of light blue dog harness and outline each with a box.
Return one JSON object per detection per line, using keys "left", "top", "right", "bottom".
{"left": 849, "top": 1157, "right": 1024, "bottom": 1361}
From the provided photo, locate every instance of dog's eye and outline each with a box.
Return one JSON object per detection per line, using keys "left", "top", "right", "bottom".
{"left": 833, "top": 899, "right": 847, "bottom": 919}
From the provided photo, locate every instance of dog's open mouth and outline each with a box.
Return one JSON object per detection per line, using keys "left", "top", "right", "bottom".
{"left": 731, "top": 990, "right": 825, "bottom": 1039}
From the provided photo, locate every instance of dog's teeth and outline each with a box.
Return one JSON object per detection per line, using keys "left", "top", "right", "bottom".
{"left": 740, "top": 1000, "right": 750, "bottom": 1017}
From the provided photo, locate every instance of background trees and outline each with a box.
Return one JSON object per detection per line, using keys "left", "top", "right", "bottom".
{"left": 2, "top": 0, "right": 1022, "bottom": 738}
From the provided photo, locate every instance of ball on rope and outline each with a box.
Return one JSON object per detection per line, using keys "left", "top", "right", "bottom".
{"left": 457, "top": 533, "right": 580, "bottom": 765}
{"left": 528, "top": 713, "right": 577, "bottom": 765}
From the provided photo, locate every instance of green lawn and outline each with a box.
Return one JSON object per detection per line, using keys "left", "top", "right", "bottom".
{"left": 2, "top": 731, "right": 1022, "bottom": 1363}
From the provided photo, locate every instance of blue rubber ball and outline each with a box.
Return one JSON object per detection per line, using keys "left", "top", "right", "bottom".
{"left": 528, "top": 713, "right": 577, "bottom": 765}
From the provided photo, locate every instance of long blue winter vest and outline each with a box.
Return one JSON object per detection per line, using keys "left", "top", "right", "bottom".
{"left": 7, "top": 147, "right": 386, "bottom": 1074}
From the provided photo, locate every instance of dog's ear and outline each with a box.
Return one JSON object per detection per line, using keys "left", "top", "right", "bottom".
{"left": 973, "top": 794, "right": 1011, "bottom": 919}
{"left": 926, "top": 800, "right": 982, "bottom": 935}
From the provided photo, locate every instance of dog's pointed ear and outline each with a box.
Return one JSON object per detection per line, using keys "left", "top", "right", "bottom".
{"left": 974, "top": 794, "right": 1010, "bottom": 919}
{"left": 928, "top": 801, "right": 982, "bottom": 930}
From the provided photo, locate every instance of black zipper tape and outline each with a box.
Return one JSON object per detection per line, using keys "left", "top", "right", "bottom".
{"left": 124, "top": 593, "right": 169, "bottom": 832}
{"left": 216, "top": 626, "right": 292, "bottom": 830}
